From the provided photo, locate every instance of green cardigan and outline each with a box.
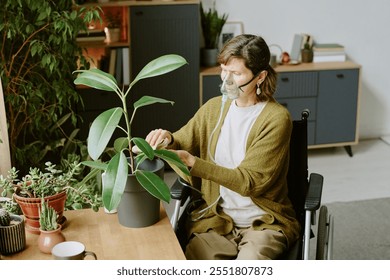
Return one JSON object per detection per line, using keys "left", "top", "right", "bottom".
{"left": 169, "top": 96, "right": 301, "bottom": 248}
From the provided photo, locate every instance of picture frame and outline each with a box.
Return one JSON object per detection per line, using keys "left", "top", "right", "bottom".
{"left": 219, "top": 21, "right": 244, "bottom": 49}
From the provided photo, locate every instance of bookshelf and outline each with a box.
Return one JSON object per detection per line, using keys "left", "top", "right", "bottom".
{"left": 75, "top": 1, "right": 200, "bottom": 140}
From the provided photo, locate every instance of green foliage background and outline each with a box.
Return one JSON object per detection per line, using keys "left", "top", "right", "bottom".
{"left": 0, "top": 0, "right": 101, "bottom": 173}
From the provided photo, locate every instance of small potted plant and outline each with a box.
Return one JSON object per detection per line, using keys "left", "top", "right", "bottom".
{"left": 0, "top": 208, "right": 26, "bottom": 255}
{"left": 0, "top": 158, "right": 102, "bottom": 234}
{"left": 200, "top": 1, "right": 228, "bottom": 66}
{"left": 104, "top": 11, "right": 122, "bottom": 43}
{"left": 37, "top": 199, "right": 65, "bottom": 254}
{"left": 301, "top": 36, "right": 314, "bottom": 63}
{"left": 73, "top": 54, "right": 190, "bottom": 228}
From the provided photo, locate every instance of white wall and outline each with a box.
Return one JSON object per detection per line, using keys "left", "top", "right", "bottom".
{"left": 202, "top": 0, "right": 390, "bottom": 139}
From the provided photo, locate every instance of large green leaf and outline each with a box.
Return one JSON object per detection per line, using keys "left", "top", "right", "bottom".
{"left": 88, "top": 107, "right": 123, "bottom": 160}
{"left": 135, "top": 170, "right": 171, "bottom": 203}
{"left": 81, "top": 160, "right": 108, "bottom": 171}
{"left": 154, "top": 149, "right": 190, "bottom": 176}
{"left": 113, "top": 137, "right": 129, "bottom": 153}
{"left": 74, "top": 68, "right": 118, "bottom": 92}
{"left": 132, "top": 137, "right": 154, "bottom": 160}
{"left": 130, "top": 54, "right": 187, "bottom": 87}
{"left": 134, "top": 95, "right": 174, "bottom": 110}
{"left": 102, "top": 152, "right": 128, "bottom": 211}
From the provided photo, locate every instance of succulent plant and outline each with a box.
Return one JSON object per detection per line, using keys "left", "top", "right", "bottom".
{"left": 0, "top": 208, "right": 11, "bottom": 227}
{"left": 39, "top": 199, "right": 58, "bottom": 231}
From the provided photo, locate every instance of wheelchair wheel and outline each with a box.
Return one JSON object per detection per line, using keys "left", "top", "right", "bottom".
{"left": 316, "top": 205, "right": 328, "bottom": 260}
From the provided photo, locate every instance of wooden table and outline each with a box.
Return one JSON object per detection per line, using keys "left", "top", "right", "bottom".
{"left": 3, "top": 206, "right": 186, "bottom": 260}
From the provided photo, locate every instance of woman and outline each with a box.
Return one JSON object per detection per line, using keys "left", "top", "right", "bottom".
{"left": 146, "top": 34, "right": 300, "bottom": 260}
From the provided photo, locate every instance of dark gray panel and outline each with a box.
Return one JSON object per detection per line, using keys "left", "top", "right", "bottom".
{"left": 316, "top": 69, "right": 359, "bottom": 144}
{"left": 275, "top": 71, "right": 318, "bottom": 98}
{"left": 130, "top": 4, "right": 200, "bottom": 137}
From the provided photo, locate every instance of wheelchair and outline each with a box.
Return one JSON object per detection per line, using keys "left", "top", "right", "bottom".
{"left": 169, "top": 109, "right": 334, "bottom": 260}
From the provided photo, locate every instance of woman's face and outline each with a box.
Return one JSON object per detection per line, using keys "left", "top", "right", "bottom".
{"left": 220, "top": 57, "right": 257, "bottom": 95}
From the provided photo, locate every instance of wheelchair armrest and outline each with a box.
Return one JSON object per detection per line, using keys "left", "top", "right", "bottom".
{"left": 304, "top": 173, "right": 324, "bottom": 211}
{"left": 170, "top": 177, "right": 192, "bottom": 206}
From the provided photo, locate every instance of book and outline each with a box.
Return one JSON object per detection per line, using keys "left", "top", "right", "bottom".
{"left": 313, "top": 50, "right": 346, "bottom": 56}
{"left": 115, "top": 48, "right": 123, "bottom": 85}
{"left": 313, "top": 53, "right": 346, "bottom": 62}
{"left": 122, "top": 47, "right": 130, "bottom": 85}
{"left": 313, "top": 43, "right": 344, "bottom": 52}
{"left": 108, "top": 49, "right": 117, "bottom": 76}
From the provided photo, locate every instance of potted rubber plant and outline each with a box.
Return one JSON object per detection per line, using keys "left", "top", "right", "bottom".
{"left": 73, "top": 54, "right": 190, "bottom": 228}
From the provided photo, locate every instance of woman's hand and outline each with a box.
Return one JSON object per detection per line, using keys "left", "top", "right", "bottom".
{"left": 145, "top": 129, "right": 172, "bottom": 148}
{"left": 170, "top": 149, "right": 196, "bottom": 168}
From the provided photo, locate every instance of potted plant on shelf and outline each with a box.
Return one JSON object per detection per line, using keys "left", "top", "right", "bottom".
{"left": 104, "top": 11, "right": 122, "bottom": 43}
{"left": 73, "top": 54, "right": 191, "bottom": 228}
{"left": 301, "top": 36, "right": 314, "bottom": 63}
{"left": 0, "top": 208, "right": 26, "bottom": 255}
{"left": 200, "top": 1, "right": 228, "bottom": 66}
{"left": 0, "top": 159, "right": 102, "bottom": 234}
{"left": 37, "top": 199, "right": 66, "bottom": 254}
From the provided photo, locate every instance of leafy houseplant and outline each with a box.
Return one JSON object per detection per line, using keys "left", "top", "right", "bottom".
{"left": 0, "top": 0, "right": 101, "bottom": 173}
{"left": 200, "top": 2, "right": 228, "bottom": 66}
{"left": 104, "top": 11, "right": 122, "bottom": 43}
{"left": 0, "top": 208, "right": 26, "bottom": 255}
{"left": 200, "top": 2, "right": 228, "bottom": 50}
{"left": 73, "top": 54, "right": 190, "bottom": 213}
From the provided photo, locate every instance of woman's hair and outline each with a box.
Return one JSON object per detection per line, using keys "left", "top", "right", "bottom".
{"left": 217, "top": 34, "right": 277, "bottom": 102}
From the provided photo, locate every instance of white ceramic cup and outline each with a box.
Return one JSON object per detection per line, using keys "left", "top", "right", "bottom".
{"left": 51, "top": 241, "right": 97, "bottom": 260}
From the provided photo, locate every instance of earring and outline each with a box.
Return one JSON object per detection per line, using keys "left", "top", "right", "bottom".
{"left": 256, "top": 84, "right": 261, "bottom": 95}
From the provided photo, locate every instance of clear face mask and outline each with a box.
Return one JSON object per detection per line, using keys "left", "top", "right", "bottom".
{"left": 220, "top": 71, "right": 240, "bottom": 100}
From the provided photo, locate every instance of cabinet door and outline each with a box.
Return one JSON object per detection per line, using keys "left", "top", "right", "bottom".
{"left": 316, "top": 69, "right": 359, "bottom": 144}
{"left": 129, "top": 5, "right": 200, "bottom": 138}
{"left": 202, "top": 75, "right": 221, "bottom": 104}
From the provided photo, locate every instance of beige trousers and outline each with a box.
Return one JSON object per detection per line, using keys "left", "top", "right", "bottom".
{"left": 185, "top": 228, "right": 287, "bottom": 260}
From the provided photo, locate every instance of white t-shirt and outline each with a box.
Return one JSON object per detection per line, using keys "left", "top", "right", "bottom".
{"left": 215, "top": 100, "right": 267, "bottom": 227}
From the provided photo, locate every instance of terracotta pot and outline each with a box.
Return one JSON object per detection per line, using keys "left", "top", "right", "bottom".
{"left": 0, "top": 214, "right": 26, "bottom": 255}
{"left": 38, "top": 225, "right": 66, "bottom": 254}
{"left": 13, "top": 191, "right": 67, "bottom": 234}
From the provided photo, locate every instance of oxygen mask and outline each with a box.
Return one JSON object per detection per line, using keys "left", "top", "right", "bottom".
{"left": 220, "top": 72, "right": 240, "bottom": 100}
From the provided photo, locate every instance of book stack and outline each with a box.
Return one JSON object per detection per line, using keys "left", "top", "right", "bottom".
{"left": 100, "top": 47, "right": 130, "bottom": 85}
{"left": 313, "top": 43, "right": 346, "bottom": 62}
{"left": 76, "top": 29, "right": 106, "bottom": 43}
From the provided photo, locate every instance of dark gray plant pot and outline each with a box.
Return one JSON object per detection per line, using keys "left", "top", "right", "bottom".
{"left": 301, "top": 49, "right": 313, "bottom": 63}
{"left": 201, "top": 48, "right": 219, "bottom": 67}
{"left": 117, "top": 159, "right": 165, "bottom": 228}
{"left": 0, "top": 214, "right": 26, "bottom": 255}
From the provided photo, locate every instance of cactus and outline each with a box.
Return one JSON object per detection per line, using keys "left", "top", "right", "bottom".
{"left": 0, "top": 208, "right": 11, "bottom": 226}
{"left": 39, "top": 199, "right": 58, "bottom": 231}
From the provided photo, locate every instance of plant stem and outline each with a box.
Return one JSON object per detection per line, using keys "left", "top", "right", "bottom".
{"left": 120, "top": 92, "right": 134, "bottom": 174}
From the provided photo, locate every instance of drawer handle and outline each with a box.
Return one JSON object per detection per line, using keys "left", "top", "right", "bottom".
{"left": 336, "top": 74, "right": 344, "bottom": 79}
{"left": 135, "top": 11, "right": 144, "bottom": 16}
{"left": 281, "top": 77, "right": 289, "bottom": 82}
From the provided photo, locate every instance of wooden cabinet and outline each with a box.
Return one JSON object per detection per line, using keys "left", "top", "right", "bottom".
{"left": 76, "top": 1, "right": 200, "bottom": 140}
{"left": 200, "top": 62, "right": 361, "bottom": 154}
